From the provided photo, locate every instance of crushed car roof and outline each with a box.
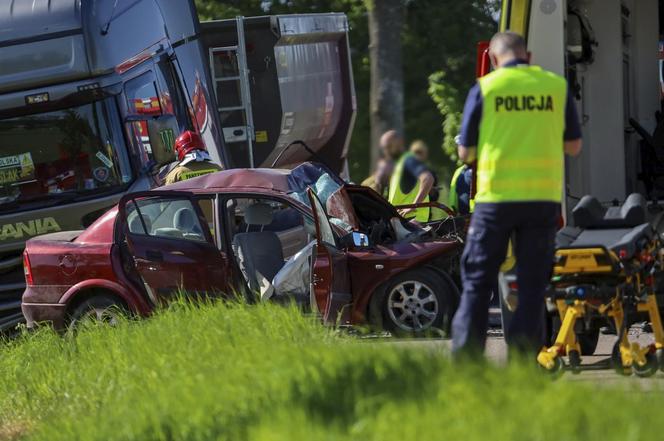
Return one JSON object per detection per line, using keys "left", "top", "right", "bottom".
{"left": 161, "top": 162, "right": 344, "bottom": 194}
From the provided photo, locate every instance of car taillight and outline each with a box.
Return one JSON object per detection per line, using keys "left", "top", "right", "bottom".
{"left": 23, "top": 251, "right": 34, "bottom": 286}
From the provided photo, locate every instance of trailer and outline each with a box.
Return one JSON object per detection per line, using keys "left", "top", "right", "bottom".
{"left": 200, "top": 14, "right": 356, "bottom": 174}
{"left": 0, "top": 1, "right": 356, "bottom": 331}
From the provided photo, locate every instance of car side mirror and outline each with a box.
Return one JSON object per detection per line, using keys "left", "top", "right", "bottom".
{"left": 352, "top": 231, "right": 370, "bottom": 248}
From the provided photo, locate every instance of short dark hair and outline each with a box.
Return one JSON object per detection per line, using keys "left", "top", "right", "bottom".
{"left": 489, "top": 31, "right": 527, "bottom": 57}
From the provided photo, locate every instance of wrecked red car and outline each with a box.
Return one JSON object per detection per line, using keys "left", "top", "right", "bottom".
{"left": 21, "top": 163, "right": 463, "bottom": 334}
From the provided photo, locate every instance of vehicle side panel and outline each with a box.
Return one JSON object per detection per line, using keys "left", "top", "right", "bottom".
{"left": 347, "top": 241, "right": 460, "bottom": 324}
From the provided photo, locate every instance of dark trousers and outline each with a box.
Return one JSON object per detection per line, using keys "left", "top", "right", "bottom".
{"left": 452, "top": 202, "right": 559, "bottom": 356}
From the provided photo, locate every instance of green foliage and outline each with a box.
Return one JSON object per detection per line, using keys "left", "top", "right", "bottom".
{"left": 429, "top": 71, "right": 463, "bottom": 163}
{"left": 425, "top": 1, "right": 498, "bottom": 168}
{"left": 2, "top": 302, "right": 664, "bottom": 440}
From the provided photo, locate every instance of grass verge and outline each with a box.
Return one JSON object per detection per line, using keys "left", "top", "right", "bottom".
{"left": 1, "top": 301, "right": 663, "bottom": 440}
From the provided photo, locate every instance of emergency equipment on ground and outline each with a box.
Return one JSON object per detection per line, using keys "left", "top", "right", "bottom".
{"left": 537, "top": 194, "right": 664, "bottom": 376}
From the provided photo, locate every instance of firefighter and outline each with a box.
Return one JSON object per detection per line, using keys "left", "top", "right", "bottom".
{"left": 451, "top": 32, "right": 582, "bottom": 356}
{"left": 384, "top": 130, "right": 435, "bottom": 222}
{"left": 163, "top": 131, "right": 222, "bottom": 185}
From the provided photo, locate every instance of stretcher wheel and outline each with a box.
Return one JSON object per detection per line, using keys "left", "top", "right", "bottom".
{"left": 539, "top": 356, "right": 564, "bottom": 377}
{"left": 633, "top": 352, "right": 659, "bottom": 378}
{"left": 611, "top": 343, "right": 632, "bottom": 376}
{"left": 568, "top": 350, "right": 582, "bottom": 374}
{"left": 657, "top": 349, "right": 664, "bottom": 372}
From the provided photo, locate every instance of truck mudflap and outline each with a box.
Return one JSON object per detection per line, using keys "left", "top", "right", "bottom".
{"left": 0, "top": 251, "right": 24, "bottom": 333}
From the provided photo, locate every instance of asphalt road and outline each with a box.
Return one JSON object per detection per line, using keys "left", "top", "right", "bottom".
{"left": 387, "top": 327, "right": 664, "bottom": 387}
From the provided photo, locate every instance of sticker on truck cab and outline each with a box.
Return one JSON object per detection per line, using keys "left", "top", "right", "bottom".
{"left": 0, "top": 153, "right": 35, "bottom": 185}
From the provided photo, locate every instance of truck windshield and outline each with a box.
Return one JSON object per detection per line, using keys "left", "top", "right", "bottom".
{"left": 0, "top": 98, "right": 132, "bottom": 210}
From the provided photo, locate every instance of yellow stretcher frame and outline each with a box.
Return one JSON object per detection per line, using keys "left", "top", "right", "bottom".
{"left": 537, "top": 243, "right": 664, "bottom": 376}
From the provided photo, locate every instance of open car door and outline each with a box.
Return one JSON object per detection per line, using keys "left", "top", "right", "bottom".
{"left": 118, "top": 191, "right": 231, "bottom": 304}
{"left": 307, "top": 188, "right": 352, "bottom": 325}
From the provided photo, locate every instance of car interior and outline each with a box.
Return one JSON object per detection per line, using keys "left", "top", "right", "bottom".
{"left": 226, "top": 197, "right": 315, "bottom": 302}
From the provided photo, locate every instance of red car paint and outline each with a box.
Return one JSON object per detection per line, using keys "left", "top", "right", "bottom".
{"left": 22, "top": 164, "right": 462, "bottom": 330}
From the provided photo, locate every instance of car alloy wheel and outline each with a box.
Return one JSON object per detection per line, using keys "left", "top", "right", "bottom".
{"left": 68, "top": 295, "right": 127, "bottom": 331}
{"left": 386, "top": 280, "right": 439, "bottom": 332}
{"left": 77, "top": 306, "right": 122, "bottom": 326}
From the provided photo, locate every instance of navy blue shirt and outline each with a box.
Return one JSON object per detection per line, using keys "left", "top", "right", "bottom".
{"left": 454, "top": 166, "right": 473, "bottom": 215}
{"left": 400, "top": 155, "right": 430, "bottom": 194}
{"left": 458, "top": 60, "right": 582, "bottom": 147}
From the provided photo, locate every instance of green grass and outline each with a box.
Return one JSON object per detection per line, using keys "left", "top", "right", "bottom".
{"left": 1, "top": 301, "right": 664, "bottom": 441}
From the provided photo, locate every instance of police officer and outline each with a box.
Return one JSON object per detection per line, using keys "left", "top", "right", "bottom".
{"left": 384, "top": 130, "right": 435, "bottom": 223}
{"left": 451, "top": 32, "right": 582, "bottom": 356}
{"left": 163, "top": 130, "right": 222, "bottom": 185}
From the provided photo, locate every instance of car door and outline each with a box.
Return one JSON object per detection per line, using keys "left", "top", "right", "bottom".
{"left": 118, "top": 191, "right": 231, "bottom": 304}
{"left": 307, "top": 188, "right": 353, "bottom": 325}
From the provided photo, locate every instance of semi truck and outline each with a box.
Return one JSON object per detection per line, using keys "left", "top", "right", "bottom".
{"left": 0, "top": 1, "right": 356, "bottom": 331}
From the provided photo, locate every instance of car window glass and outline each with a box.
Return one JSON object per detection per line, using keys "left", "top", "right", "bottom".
{"left": 126, "top": 197, "right": 208, "bottom": 243}
{"left": 196, "top": 197, "right": 216, "bottom": 241}
{"left": 310, "top": 191, "right": 336, "bottom": 247}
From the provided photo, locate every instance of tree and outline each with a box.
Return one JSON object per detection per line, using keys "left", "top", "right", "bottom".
{"left": 367, "top": 0, "right": 404, "bottom": 166}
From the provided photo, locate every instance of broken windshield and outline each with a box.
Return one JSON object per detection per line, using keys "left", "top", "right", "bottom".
{"left": 286, "top": 163, "right": 344, "bottom": 207}
{"left": 0, "top": 97, "right": 132, "bottom": 211}
{"left": 286, "top": 163, "right": 354, "bottom": 232}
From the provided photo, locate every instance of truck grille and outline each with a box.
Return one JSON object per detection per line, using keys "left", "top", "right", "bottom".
{"left": 0, "top": 251, "right": 25, "bottom": 332}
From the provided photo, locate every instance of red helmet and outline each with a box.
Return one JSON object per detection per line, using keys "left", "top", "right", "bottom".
{"left": 174, "top": 130, "right": 206, "bottom": 161}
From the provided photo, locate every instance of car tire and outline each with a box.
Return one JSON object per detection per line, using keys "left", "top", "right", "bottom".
{"left": 68, "top": 295, "right": 128, "bottom": 331}
{"left": 375, "top": 269, "right": 457, "bottom": 337}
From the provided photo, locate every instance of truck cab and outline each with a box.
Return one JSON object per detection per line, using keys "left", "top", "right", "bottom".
{"left": 0, "top": 0, "right": 225, "bottom": 330}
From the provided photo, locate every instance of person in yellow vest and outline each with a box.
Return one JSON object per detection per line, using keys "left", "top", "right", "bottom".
{"left": 448, "top": 163, "right": 473, "bottom": 215}
{"left": 384, "top": 130, "right": 435, "bottom": 222}
{"left": 451, "top": 32, "right": 582, "bottom": 357}
{"left": 410, "top": 140, "right": 449, "bottom": 221}
{"left": 163, "top": 130, "right": 222, "bottom": 185}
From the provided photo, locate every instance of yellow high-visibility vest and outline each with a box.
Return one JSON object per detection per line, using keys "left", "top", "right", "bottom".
{"left": 476, "top": 64, "right": 566, "bottom": 203}
{"left": 388, "top": 152, "right": 430, "bottom": 222}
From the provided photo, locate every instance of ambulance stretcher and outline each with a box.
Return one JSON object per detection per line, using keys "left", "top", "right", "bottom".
{"left": 537, "top": 194, "right": 664, "bottom": 376}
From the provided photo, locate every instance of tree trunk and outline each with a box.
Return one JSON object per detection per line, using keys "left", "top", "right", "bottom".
{"left": 368, "top": 0, "right": 404, "bottom": 166}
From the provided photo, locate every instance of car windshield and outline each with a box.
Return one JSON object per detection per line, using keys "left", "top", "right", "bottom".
{"left": 286, "top": 163, "right": 345, "bottom": 207}
{"left": 0, "top": 97, "right": 132, "bottom": 210}
{"left": 286, "top": 163, "right": 353, "bottom": 232}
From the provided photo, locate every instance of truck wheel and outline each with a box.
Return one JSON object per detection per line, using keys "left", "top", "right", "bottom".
{"left": 68, "top": 295, "right": 127, "bottom": 331}
{"left": 378, "top": 269, "right": 456, "bottom": 337}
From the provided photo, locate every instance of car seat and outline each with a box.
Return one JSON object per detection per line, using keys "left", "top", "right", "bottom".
{"left": 232, "top": 203, "right": 285, "bottom": 294}
{"left": 128, "top": 213, "right": 152, "bottom": 235}
{"left": 174, "top": 207, "right": 203, "bottom": 240}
